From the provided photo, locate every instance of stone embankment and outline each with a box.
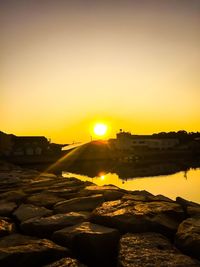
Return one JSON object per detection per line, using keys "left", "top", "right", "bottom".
{"left": 0, "top": 161, "right": 200, "bottom": 267}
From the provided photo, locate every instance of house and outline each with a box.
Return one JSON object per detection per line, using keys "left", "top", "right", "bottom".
{"left": 0, "top": 132, "right": 67, "bottom": 157}
{"left": 0, "top": 131, "right": 14, "bottom": 156}
{"left": 11, "top": 136, "right": 50, "bottom": 156}
{"left": 116, "top": 130, "right": 179, "bottom": 151}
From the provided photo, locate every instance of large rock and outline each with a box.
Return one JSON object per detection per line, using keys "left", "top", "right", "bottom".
{"left": 0, "top": 219, "right": 15, "bottom": 237}
{"left": 0, "top": 234, "right": 70, "bottom": 267}
{"left": 80, "top": 185, "right": 124, "bottom": 200}
{"left": 0, "top": 190, "right": 26, "bottom": 202}
{"left": 0, "top": 201, "right": 17, "bottom": 216}
{"left": 118, "top": 232, "right": 200, "bottom": 267}
{"left": 176, "top": 197, "right": 200, "bottom": 217}
{"left": 0, "top": 233, "right": 36, "bottom": 247}
{"left": 54, "top": 194, "right": 104, "bottom": 213}
{"left": 53, "top": 222, "right": 120, "bottom": 267}
{"left": 187, "top": 206, "right": 200, "bottom": 218}
{"left": 122, "top": 192, "right": 173, "bottom": 203}
{"left": 21, "top": 212, "right": 90, "bottom": 237}
{"left": 43, "top": 257, "right": 87, "bottom": 267}
{"left": 13, "top": 204, "right": 53, "bottom": 222}
{"left": 91, "top": 199, "right": 185, "bottom": 237}
{"left": 26, "top": 193, "right": 65, "bottom": 208}
{"left": 175, "top": 217, "right": 200, "bottom": 260}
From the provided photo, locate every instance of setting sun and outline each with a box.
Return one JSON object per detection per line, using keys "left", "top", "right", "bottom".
{"left": 94, "top": 123, "right": 108, "bottom": 137}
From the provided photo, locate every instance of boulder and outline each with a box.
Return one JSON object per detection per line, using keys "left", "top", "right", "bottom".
{"left": 53, "top": 222, "right": 120, "bottom": 267}
{"left": 21, "top": 212, "right": 90, "bottom": 237}
{"left": 26, "top": 193, "right": 65, "bottom": 208}
{"left": 0, "top": 219, "right": 15, "bottom": 237}
{"left": 13, "top": 204, "right": 53, "bottom": 222}
{"left": 0, "top": 234, "right": 70, "bottom": 267}
{"left": 0, "top": 190, "right": 26, "bottom": 202}
{"left": 80, "top": 185, "right": 124, "bottom": 201}
{"left": 176, "top": 197, "right": 200, "bottom": 217}
{"left": 118, "top": 232, "right": 200, "bottom": 267}
{"left": 187, "top": 206, "right": 200, "bottom": 218}
{"left": 175, "top": 217, "right": 200, "bottom": 260}
{"left": 43, "top": 257, "right": 87, "bottom": 267}
{"left": 176, "top": 197, "right": 200, "bottom": 209}
{"left": 122, "top": 192, "right": 173, "bottom": 202}
{"left": 91, "top": 199, "right": 185, "bottom": 237}
{"left": 154, "top": 194, "right": 174, "bottom": 202}
{"left": 0, "top": 201, "right": 17, "bottom": 216}
{"left": 0, "top": 233, "right": 36, "bottom": 247}
{"left": 54, "top": 194, "right": 104, "bottom": 213}
{"left": 81, "top": 185, "right": 120, "bottom": 193}
{"left": 103, "top": 190, "right": 124, "bottom": 201}
{"left": 46, "top": 188, "right": 81, "bottom": 198}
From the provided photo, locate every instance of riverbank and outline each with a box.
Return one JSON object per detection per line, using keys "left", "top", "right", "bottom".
{"left": 0, "top": 161, "right": 200, "bottom": 267}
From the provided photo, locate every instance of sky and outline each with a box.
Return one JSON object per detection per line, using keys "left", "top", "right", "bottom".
{"left": 1, "top": 0, "right": 200, "bottom": 143}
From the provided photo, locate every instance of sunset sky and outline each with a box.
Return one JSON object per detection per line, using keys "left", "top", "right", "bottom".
{"left": 1, "top": 0, "right": 200, "bottom": 144}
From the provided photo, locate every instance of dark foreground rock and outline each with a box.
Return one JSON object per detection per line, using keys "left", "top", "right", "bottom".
{"left": 53, "top": 222, "right": 120, "bottom": 267}
{"left": 0, "top": 234, "right": 70, "bottom": 267}
{"left": 0, "top": 201, "right": 17, "bottom": 216}
{"left": 175, "top": 217, "right": 200, "bottom": 260}
{"left": 80, "top": 185, "right": 125, "bottom": 201}
{"left": 0, "top": 164, "right": 200, "bottom": 267}
{"left": 118, "top": 232, "right": 200, "bottom": 267}
{"left": 21, "top": 212, "right": 90, "bottom": 237}
{"left": 176, "top": 197, "right": 200, "bottom": 217}
{"left": 91, "top": 199, "right": 185, "bottom": 237}
{"left": 53, "top": 194, "right": 104, "bottom": 213}
{"left": 0, "top": 219, "right": 15, "bottom": 237}
{"left": 43, "top": 257, "right": 87, "bottom": 267}
{"left": 26, "top": 192, "right": 65, "bottom": 208}
{"left": 13, "top": 204, "right": 53, "bottom": 222}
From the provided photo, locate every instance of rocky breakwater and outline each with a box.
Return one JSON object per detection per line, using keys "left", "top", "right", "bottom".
{"left": 0, "top": 161, "right": 200, "bottom": 267}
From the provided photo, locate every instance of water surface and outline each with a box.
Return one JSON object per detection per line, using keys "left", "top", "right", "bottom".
{"left": 63, "top": 168, "right": 200, "bottom": 203}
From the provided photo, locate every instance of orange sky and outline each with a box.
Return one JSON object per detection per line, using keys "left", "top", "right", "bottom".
{"left": 1, "top": 1, "right": 200, "bottom": 143}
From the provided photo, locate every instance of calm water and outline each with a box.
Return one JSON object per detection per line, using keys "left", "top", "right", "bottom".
{"left": 63, "top": 168, "right": 200, "bottom": 203}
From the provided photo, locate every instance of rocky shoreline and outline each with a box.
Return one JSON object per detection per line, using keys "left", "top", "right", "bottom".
{"left": 0, "top": 161, "right": 200, "bottom": 267}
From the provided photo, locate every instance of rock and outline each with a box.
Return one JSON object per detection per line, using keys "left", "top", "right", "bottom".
{"left": 176, "top": 197, "right": 200, "bottom": 208}
{"left": 0, "top": 234, "right": 70, "bottom": 267}
{"left": 123, "top": 192, "right": 173, "bottom": 203}
{"left": 13, "top": 204, "right": 52, "bottom": 222}
{"left": 118, "top": 232, "right": 200, "bottom": 267}
{"left": 21, "top": 212, "right": 90, "bottom": 237}
{"left": 103, "top": 190, "right": 124, "bottom": 201}
{"left": 46, "top": 188, "right": 81, "bottom": 198}
{"left": 54, "top": 194, "right": 104, "bottom": 213}
{"left": 154, "top": 194, "right": 174, "bottom": 202}
{"left": 43, "top": 257, "right": 87, "bottom": 267}
{"left": 175, "top": 217, "right": 200, "bottom": 260}
{"left": 81, "top": 185, "right": 124, "bottom": 201}
{"left": 131, "top": 190, "right": 154, "bottom": 197}
{"left": 122, "top": 193, "right": 152, "bottom": 202}
{"left": 187, "top": 206, "right": 200, "bottom": 217}
{"left": 0, "top": 201, "right": 17, "bottom": 216}
{"left": 0, "top": 234, "right": 36, "bottom": 247}
{"left": 26, "top": 193, "right": 65, "bottom": 208}
{"left": 176, "top": 197, "right": 200, "bottom": 218}
{"left": 82, "top": 185, "right": 120, "bottom": 193}
{"left": 0, "top": 190, "right": 26, "bottom": 202}
{"left": 176, "top": 197, "right": 200, "bottom": 217}
{"left": 53, "top": 222, "right": 120, "bottom": 267}
{"left": 122, "top": 190, "right": 157, "bottom": 202}
{"left": 0, "top": 219, "right": 15, "bottom": 237}
{"left": 39, "top": 173, "right": 57, "bottom": 178}
{"left": 91, "top": 199, "right": 185, "bottom": 237}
